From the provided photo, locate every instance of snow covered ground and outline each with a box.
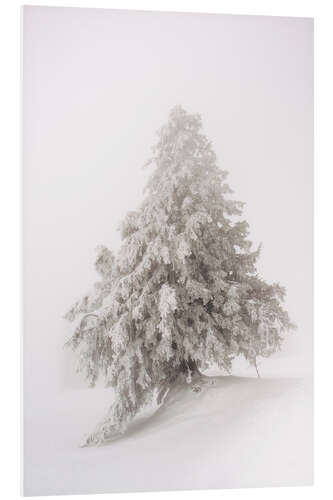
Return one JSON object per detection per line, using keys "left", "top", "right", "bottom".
{"left": 24, "top": 350, "right": 312, "bottom": 496}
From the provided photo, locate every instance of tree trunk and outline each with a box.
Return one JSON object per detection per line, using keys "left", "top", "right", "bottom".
{"left": 254, "top": 358, "right": 260, "bottom": 378}
{"left": 180, "top": 358, "right": 202, "bottom": 377}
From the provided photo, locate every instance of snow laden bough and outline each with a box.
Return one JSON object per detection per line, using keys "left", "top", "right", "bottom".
{"left": 64, "top": 106, "right": 294, "bottom": 446}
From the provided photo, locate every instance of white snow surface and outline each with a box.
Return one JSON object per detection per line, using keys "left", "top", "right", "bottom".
{"left": 24, "top": 352, "right": 312, "bottom": 496}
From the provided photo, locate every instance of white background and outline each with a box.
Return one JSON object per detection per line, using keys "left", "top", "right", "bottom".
{"left": 22, "top": 2, "right": 312, "bottom": 395}
{"left": 0, "top": 0, "right": 332, "bottom": 499}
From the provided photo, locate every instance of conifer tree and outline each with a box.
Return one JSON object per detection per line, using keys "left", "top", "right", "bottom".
{"left": 65, "top": 106, "right": 294, "bottom": 445}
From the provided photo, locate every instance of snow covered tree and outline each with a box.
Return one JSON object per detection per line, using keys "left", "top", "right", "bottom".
{"left": 65, "top": 106, "right": 294, "bottom": 445}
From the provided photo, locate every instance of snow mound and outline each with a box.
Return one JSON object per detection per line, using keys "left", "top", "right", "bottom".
{"left": 24, "top": 371, "right": 312, "bottom": 495}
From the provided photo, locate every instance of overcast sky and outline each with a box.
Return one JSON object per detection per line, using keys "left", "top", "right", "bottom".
{"left": 23, "top": 7, "right": 313, "bottom": 394}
